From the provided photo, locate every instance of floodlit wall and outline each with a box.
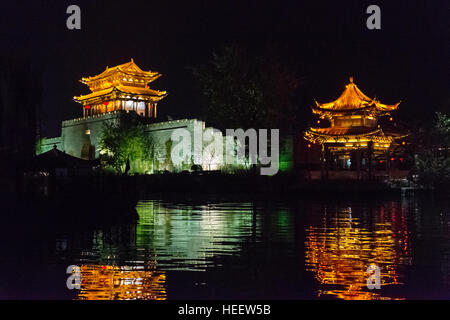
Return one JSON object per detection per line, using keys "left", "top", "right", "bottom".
{"left": 61, "top": 112, "right": 120, "bottom": 159}
{"left": 39, "top": 137, "right": 62, "bottom": 154}
{"left": 39, "top": 111, "right": 236, "bottom": 172}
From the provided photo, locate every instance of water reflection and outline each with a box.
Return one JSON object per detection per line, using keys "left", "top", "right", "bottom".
{"left": 73, "top": 200, "right": 261, "bottom": 299}
{"left": 134, "top": 200, "right": 260, "bottom": 270}
{"left": 305, "top": 203, "right": 411, "bottom": 300}
{"left": 45, "top": 198, "right": 449, "bottom": 300}
{"left": 78, "top": 264, "right": 166, "bottom": 300}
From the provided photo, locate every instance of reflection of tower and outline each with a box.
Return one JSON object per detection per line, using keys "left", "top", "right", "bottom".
{"left": 77, "top": 264, "right": 166, "bottom": 300}
{"left": 305, "top": 203, "right": 411, "bottom": 300}
{"left": 74, "top": 222, "right": 166, "bottom": 300}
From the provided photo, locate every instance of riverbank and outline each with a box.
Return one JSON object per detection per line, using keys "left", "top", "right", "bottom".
{"left": 9, "top": 171, "right": 434, "bottom": 199}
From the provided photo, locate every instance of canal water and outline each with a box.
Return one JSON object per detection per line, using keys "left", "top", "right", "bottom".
{"left": 0, "top": 196, "right": 449, "bottom": 300}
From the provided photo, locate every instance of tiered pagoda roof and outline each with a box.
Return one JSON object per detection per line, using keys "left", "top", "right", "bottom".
{"left": 313, "top": 77, "right": 400, "bottom": 118}
{"left": 305, "top": 127, "right": 394, "bottom": 145}
{"left": 305, "top": 77, "right": 405, "bottom": 152}
{"left": 74, "top": 59, "right": 167, "bottom": 105}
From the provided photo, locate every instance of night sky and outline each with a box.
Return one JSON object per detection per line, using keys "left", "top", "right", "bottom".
{"left": 1, "top": 0, "right": 448, "bottom": 137}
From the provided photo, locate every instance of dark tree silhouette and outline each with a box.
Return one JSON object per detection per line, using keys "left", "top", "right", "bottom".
{"left": 191, "top": 44, "right": 304, "bottom": 134}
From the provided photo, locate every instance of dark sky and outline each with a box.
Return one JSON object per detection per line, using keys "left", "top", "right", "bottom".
{"left": 0, "top": 0, "right": 448, "bottom": 137}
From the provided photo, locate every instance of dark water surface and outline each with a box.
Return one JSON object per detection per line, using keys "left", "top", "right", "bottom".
{"left": 0, "top": 196, "right": 449, "bottom": 300}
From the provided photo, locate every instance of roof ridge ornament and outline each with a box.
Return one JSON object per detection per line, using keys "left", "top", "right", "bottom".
{"left": 349, "top": 76, "right": 354, "bottom": 83}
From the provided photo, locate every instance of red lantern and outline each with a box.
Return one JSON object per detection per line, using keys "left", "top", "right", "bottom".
{"left": 103, "top": 101, "right": 109, "bottom": 105}
{"left": 84, "top": 105, "right": 90, "bottom": 109}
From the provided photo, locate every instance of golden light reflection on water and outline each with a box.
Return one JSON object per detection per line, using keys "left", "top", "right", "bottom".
{"left": 305, "top": 205, "right": 411, "bottom": 300}
{"left": 77, "top": 265, "right": 166, "bottom": 300}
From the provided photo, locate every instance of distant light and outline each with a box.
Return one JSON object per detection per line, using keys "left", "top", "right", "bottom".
{"left": 400, "top": 157, "right": 404, "bottom": 161}
{"left": 389, "top": 117, "right": 393, "bottom": 121}
{"left": 390, "top": 157, "right": 395, "bottom": 161}
{"left": 307, "top": 144, "right": 311, "bottom": 148}
{"left": 379, "top": 160, "right": 383, "bottom": 163}
{"left": 317, "top": 120, "right": 320, "bottom": 124}
{"left": 85, "top": 130, "right": 91, "bottom": 135}
{"left": 401, "top": 141, "right": 406, "bottom": 145}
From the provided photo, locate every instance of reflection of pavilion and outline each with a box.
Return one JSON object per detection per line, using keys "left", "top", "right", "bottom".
{"left": 305, "top": 204, "right": 411, "bottom": 300}
{"left": 77, "top": 264, "right": 166, "bottom": 300}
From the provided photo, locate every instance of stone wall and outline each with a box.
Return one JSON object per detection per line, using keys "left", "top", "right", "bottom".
{"left": 61, "top": 112, "right": 121, "bottom": 159}
{"left": 40, "top": 111, "right": 229, "bottom": 172}
{"left": 40, "top": 137, "right": 62, "bottom": 153}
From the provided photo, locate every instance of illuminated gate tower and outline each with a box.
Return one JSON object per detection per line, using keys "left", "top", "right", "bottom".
{"left": 74, "top": 59, "right": 167, "bottom": 118}
{"left": 305, "top": 77, "right": 406, "bottom": 176}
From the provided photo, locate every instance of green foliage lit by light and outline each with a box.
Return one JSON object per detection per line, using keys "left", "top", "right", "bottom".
{"left": 99, "top": 113, "right": 154, "bottom": 174}
{"left": 279, "top": 137, "right": 293, "bottom": 172}
{"left": 415, "top": 112, "right": 450, "bottom": 188}
{"left": 35, "top": 137, "right": 47, "bottom": 155}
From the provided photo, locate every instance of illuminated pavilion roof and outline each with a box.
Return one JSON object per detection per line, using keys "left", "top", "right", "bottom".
{"left": 314, "top": 77, "right": 400, "bottom": 115}
{"left": 304, "top": 77, "right": 407, "bottom": 152}
{"left": 74, "top": 85, "right": 167, "bottom": 104}
{"left": 74, "top": 59, "right": 167, "bottom": 104}
{"left": 305, "top": 127, "right": 395, "bottom": 146}
{"left": 81, "top": 59, "right": 161, "bottom": 87}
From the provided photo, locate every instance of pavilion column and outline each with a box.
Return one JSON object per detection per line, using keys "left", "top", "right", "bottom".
{"left": 355, "top": 149, "right": 362, "bottom": 180}
{"left": 321, "top": 144, "right": 329, "bottom": 180}
{"left": 154, "top": 104, "right": 157, "bottom": 118}
{"left": 305, "top": 144, "right": 310, "bottom": 180}
{"left": 368, "top": 141, "right": 373, "bottom": 179}
{"left": 386, "top": 147, "right": 391, "bottom": 180}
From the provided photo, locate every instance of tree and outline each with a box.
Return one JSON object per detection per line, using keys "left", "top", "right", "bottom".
{"left": 434, "top": 112, "right": 450, "bottom": 145}
{"left": 191, "top": 44, "right": 303, "bottom": 133}
{"left": 415, "top": 112, "right": 450, "bottom": 188}
{"left": 99, "top": 113, "right": 154, "bottom": 174}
